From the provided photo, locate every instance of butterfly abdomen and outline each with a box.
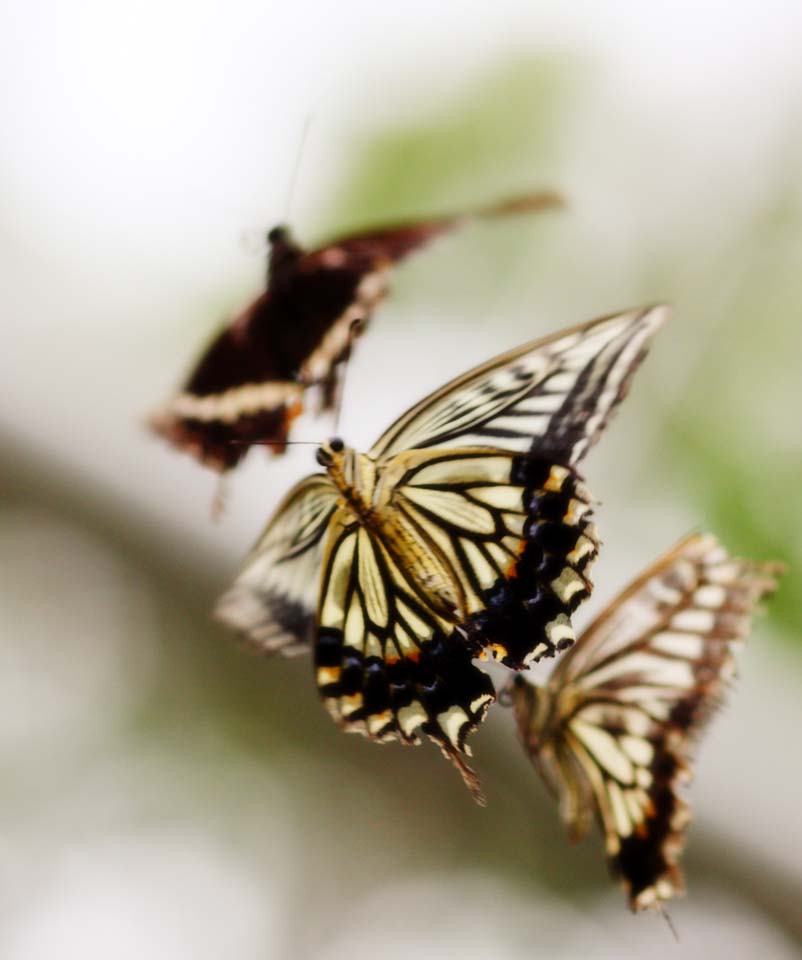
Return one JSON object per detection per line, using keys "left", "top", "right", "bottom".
{"left": 374, "top": 510, "right": 464, "bottom": 620}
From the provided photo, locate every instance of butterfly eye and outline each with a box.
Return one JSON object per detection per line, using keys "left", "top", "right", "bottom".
{"left": 315, "top": 446, "right": 333, "bottom": 467}
{"left": 329, "top": 437, "right": 345, "bottom": 453}
{"left": 267, "top": 225, "right": 287, "bottom": 244}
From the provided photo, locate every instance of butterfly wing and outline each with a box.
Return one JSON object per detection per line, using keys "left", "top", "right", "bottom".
{"left": 381, "top": 447, "right": 600, "bottom": 669}
{"left": 369, "top": 306, "right": 668, "bottom": 463}
{"left": 148, "top": 293, "right": 306, "bottom": 471}
{"left": 151, "top": 193, "right": 561, "bottom": 472}
{"left": 316, "top": 190, "right": 562, "bottom": 265}
{"left": 351, "top": 306, "right": 667, "bottom": 678}
{"left": 308, "top": 306, "right": 665, "bottom": 796}
{"left": 509, "top": 533, "right": 782, "bottom": 909}
{"left": 311, "top": 444, "right": 601, "bottom": 803}
{"left": 315, "top": 508, "right": 495, "bottom": 804}
{"left": 215, "top": 475, "right": 339, "bottom": 655}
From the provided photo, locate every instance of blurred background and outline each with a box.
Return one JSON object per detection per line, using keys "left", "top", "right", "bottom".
{"left": 2, "top": 2, "right": 801, "bottom": 957}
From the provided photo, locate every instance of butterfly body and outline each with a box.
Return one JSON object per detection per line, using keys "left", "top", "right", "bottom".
{"left": 151, "top": 192, "right": 563, "bottom": 473}
{"left": 260, "top": 233, "right": 389, "bottom": 391}
{"left": 217, "top": 306, "right": 668, "bottom": 800}
{"left": 508, "top": 533, "right": 782, "bottom": 908}
{"left": 153, "top": 229, "right": 389, "bottom": 470}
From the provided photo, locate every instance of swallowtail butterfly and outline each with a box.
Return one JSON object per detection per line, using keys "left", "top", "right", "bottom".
{"left": 149, "top": 192, "right": 562, "bottom": 473}
{"left": 216, "top": 305, "right": 668, "bottom": 801}
{"left": 506, "top": 533, "right": 781, "bottom": 909}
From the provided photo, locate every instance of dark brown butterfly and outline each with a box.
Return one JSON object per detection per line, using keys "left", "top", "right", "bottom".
{"left": 506, "top": 533, "right": 782, "bottom": 909}
{"left": 149, "top": 192, "right": 563, "bottom": 473}
{"left": 216, "top": 305, "right": 668, "bottom": 803}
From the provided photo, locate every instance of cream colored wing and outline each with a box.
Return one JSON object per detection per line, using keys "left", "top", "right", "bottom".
{"left": 215, "top": 475, "right": 338, "bottom": 655}
{"left": 369, "top": 306, "right": 668, "bottom": 464}
{"left": 510, "top": 533, "right": 781, "bottom": 910}
{"left": 382, "top": 447, "right": 599, "bottom": 669}
{"left": 314, "top": 508, "right": 495, "bottom": 804}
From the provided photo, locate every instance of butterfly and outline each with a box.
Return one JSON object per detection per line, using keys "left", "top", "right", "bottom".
{"left": 149, "top": 191, "right": 563, "bottom": 473}
{"left": 505, "top": 532, "right": 782, "bottom": 910}
{"left": 216, "top": 305, "right": 668, "bottom": 802}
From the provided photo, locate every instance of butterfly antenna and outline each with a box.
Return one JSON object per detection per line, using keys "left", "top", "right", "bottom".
{"left": 228, "top": 440, "right": 323, "bottom": 447}
{"left": 283, "top": 114, "right": 313, "bottom": 224}
{"left": 657, "top": 904, "right": 680, "bottom": 943}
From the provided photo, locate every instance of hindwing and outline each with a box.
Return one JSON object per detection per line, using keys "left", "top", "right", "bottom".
{"left": 315, "top": 511, "right": 495, "bottom": 803}
{"left": 509, "top": 533, "right": 782, "bottom": 909}
{"left": 215, "top": 475, "right": 338, "bottom": 654}
{"left": 311, "top": 447, "right": 600, "bottom": 801}
{"left": 386, "top": 448, "right": 600, "bottom": 668}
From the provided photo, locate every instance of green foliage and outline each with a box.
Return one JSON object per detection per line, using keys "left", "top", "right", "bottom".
{"left": 321, "top": 55, "right": 578, "bottom": 231}
{"left": 661, "top": 172, "right": 802, "bottom": 643}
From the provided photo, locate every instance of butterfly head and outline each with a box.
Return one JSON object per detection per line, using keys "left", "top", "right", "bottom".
{"left": 315, "top": 437, "right": 345, "bottom": 470}
{"left": 266, "top": 225, "right": 302, "bottom": 273}
{"left": 267, "top": 225, "right": 289, "bottom": 245}
{"left": 315, "top": 438, "right": 373, "bottom": 506}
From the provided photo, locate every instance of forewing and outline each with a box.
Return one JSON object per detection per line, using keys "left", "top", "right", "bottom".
{"left": 215, "top": 475, "right": 338, "bottom": 655}
{"left": 311, "top": 220, "right": 460, "bottom": 266}
{"left": 314, "top": 511, "right": 495, "bottom": 804}
{"left": 369, "top": 306, "right": 668, "bottom": 463}
{"left": 316, "top": 190, "right": 563, "bottom": 267}
{"left": 511, "top": 533, "right": 782, "bottom": 910}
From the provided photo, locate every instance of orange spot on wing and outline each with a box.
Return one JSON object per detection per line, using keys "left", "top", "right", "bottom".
{"left": 264, "top": 400, "right": 305, "bottom": 455}
{"left": 285, "top": 399, "right": 304, "bottom": 424}
{"left": 505, "top": 539, "right": 527, "bottom": 578}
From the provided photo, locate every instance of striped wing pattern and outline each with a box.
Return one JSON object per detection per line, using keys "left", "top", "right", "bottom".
{"left": 370, "top": 306, "right": 668, "bottom": 464}
{"left": 215, "top": 476, "right": 338, "bottom": 655}
{"left": 313, "top": 449, "right": 599, "bottom": 801}
{"left": 509, "top": 533, "right": 781, "bottom": 909}
{"left": 217, "top": 306, "right": 668, "bottom": 800}
{"left": 315, "top": 511, "right": 495, "bottom": 803}
{"left": 388, "top": 449, "right": 599, "bottom": 667}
